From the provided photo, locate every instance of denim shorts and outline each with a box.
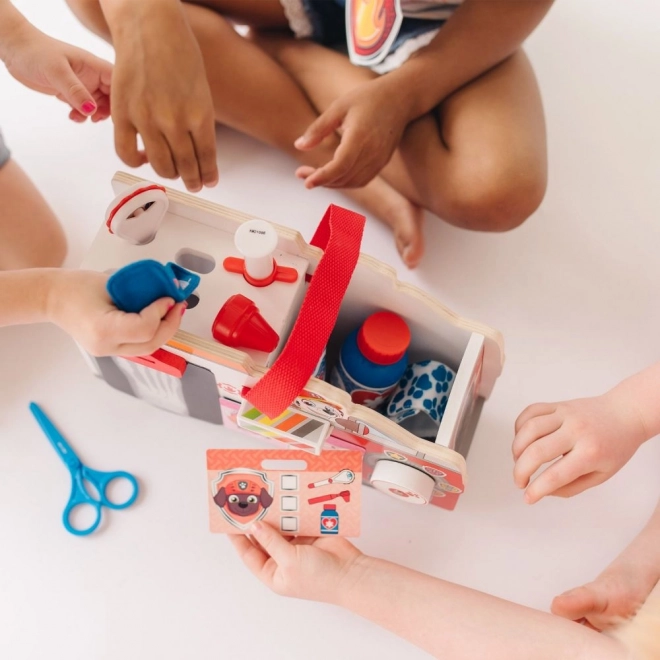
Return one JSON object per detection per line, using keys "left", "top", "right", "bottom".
{"left": 0, "top": 130, "right": 10, "bottom": 169}
{"left": 280, "top": 0, "right": 453, "bottom": 73}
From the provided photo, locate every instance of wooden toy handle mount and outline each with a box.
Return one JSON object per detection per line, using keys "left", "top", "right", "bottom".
{"left": 245, "top": 204, "right": 365, "bottom": 418}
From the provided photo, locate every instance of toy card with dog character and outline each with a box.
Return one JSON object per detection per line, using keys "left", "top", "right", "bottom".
{"left": 206, "top": 448, "right": 362, "bottom": 536}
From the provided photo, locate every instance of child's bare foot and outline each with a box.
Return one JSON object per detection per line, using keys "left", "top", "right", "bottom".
{"left": 552, "top": 557, "right": 660, "bottom": 630}
{"left": 382, "top": 198, "right": 425, "bottom": 269}
{"left": 296, "top": 165, "right": 425, "bottom": 269}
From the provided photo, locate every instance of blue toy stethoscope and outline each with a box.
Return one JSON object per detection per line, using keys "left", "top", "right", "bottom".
{"left": 29, "top": 402, "right": 139, "bottom": 536}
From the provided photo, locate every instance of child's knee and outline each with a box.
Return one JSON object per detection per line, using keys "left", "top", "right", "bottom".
{"left": 442, "top": 159, "right": 547, "bottom": 232}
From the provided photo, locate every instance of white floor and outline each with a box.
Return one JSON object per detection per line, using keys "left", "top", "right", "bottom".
{"left": 1, "top": 1, "right": 659, "bottom": 659}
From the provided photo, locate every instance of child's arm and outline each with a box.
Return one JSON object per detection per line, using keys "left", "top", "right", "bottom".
{"left": 387, "top": 0, "right": 554, "bottom": 121}
{"left": 0, "top": 269, "right": 185, "bottom": 356}
{"left": 513, "top": 363, "right": 660, "bottom": 504}
{"left": 0, "top": 0, "right": 111, "bottom": 122}
{"left": 98, "top": 0, "right": 218, "bottom": 192}
{"left": 296, "top": 0, "right": 554, "bottom": 190}
{"left": 231, "top": 523, "right": 627, "bottom": 660}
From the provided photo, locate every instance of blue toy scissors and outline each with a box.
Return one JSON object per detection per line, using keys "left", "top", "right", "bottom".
{"left": 29, "top": 403, "right": 139, "bottom": 536}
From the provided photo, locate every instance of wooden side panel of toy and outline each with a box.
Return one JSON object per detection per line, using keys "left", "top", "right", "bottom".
{"left": 433, "top": 333, "right": 485, "bottom": 452}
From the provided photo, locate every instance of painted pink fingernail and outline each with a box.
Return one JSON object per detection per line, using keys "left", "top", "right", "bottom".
{"left": 82, "top": 101, "right": 96, "bottom": 114}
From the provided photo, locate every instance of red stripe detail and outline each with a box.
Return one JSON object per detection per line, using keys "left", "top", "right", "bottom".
{"left": 106, "top": 185, "right": 167, "bottom": 233}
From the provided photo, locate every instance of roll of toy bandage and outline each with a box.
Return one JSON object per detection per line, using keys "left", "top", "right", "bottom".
{"left": 370, "top": 460, "right": 435, "bottom": 505}
{"left": 105, "top": 182, "right": 169, "bottom": 245}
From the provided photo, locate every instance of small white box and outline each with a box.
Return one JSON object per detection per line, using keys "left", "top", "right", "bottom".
{"left": 281, "top": 475, "right": 298, "bottom": 491}
{"left": 281, "top": 496, "right": 298, "bottom": 511}
{"left": 281, "top": 517, "right": 298, "bottom": 532}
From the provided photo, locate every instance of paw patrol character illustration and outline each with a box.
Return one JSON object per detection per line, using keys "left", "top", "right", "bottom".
{"left": 295, "top": 396, "right": 343, "bottom": 421}
{"left": 212, "top": 469, "right": 274, "bottom": 530}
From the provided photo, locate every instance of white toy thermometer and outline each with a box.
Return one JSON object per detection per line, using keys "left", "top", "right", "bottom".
{"left": 308, "top": 469, "right": 356, "bottom": 489}
{"left": 105, "top": 182, "right": 169, "bottom": 245}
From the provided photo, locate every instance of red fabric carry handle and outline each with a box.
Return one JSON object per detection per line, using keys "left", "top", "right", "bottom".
{"left": 246, "top": 204, "right": 365, "bottom": 418}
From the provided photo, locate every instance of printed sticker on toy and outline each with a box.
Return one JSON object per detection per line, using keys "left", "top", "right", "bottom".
{"left": 207, "top": 449, "right": 362, "bottom": 536}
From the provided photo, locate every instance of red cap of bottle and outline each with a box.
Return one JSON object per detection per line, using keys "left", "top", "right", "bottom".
{"left": 212, "top": 294, "right": 279, "bottom": 353}
{"left": 356, "top": 311, "right": 411, "bottom": 365}
{"left": 323, "top": 504, "right": 337, "bottom": 511}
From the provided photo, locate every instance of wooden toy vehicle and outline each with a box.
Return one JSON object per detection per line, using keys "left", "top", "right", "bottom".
{"left": 81, "top": 172, "right": 505, "bottom": 511}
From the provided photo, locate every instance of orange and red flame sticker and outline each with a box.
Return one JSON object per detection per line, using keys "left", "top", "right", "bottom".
{"left": 346, "top": 0, "right": 403, "bottom": 67}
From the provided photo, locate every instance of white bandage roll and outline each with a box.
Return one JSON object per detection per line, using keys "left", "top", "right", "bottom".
{"left": 234, "top": 219, "right": 278, "bottom": 281}
{"left": 105, "top": 182, "right": 169, "bottom": 245}
{"left": 370, "top": 460, "right": 435, "bottom": 505}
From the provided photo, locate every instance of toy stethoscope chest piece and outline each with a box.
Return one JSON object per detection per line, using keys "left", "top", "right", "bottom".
{"left": 105, "top": 183, "right": 169, "bottom": 245}
{"left": 370, "top": 460, "right": 435, "bottom": 505}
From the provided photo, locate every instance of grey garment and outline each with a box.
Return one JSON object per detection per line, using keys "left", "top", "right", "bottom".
{"left": 0, "top": 129, "right": 10, "bottom": 169}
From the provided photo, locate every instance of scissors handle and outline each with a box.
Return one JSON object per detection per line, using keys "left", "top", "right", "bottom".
{"left": 83, "top": 467, "right": 139, "bottom": 510}
{"left": 63, "top": 491, "right": 103, "bottom": 537}
{"left": 63, "top": 468, "right": 139, "bottom": 536}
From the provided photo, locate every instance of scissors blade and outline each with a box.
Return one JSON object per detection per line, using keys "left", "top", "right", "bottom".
{"left": 29, "top": 402, "right": 82, "bottom": 471}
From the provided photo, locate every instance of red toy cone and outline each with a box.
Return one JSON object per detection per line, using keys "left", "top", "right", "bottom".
{"left": 212, "top": 294, "right": 279, "bottom": 353}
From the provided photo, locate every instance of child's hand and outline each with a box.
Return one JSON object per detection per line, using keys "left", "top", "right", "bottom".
{"left": 109, "top": 2, "right": 218, "bottom": 192}
{"left": 3, "top": 26, "right": 111, "bottom": 123}
{"left": 47, "top": 270, "right": 185, "bottom": 357}
{"left": 294, "top": 78, "right": 410, "bottom": 189}
{"left": 229, "top": 521, "right": 365, "bottom": 604}
{"left": 513, "top": 393, "right": 648, "bottom": 504}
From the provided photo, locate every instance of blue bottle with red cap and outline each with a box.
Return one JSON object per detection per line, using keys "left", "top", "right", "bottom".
{"left": 330, "top": 311, "right": 411, "bottom": 409}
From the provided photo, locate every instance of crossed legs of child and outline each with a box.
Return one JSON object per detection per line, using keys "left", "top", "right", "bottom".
{"left": 66, "top": 0, "right": 547, "bottom": 269}
{"left": 253, "top": 32, "right": 548, "bottom": 266}
{"left": 0, "top": 139, "right": 67, "bottom": 270}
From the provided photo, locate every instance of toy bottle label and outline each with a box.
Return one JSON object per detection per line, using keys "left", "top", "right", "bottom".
{"left": 330, "top": 355, "right": 397, "bottom": 409}
{"left": 320, "top": 510, "right": 339, "bottom": 535}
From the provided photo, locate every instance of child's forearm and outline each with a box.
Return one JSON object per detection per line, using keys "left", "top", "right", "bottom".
{"left": 609, "top": 361, "right": 660, "bottom": 442}
{"left": 387, "top": 0, "right": 554, "bottom": 121}
{"left": 0, "top": 0, "right": 36, "bottom": 62}
{"left": 337, "top": 556, "right": 626, "bottom": 660}
{"left": 0, "top": 269, "right": 60, "bottom": 327}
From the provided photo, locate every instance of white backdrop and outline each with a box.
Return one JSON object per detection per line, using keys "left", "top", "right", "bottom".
{"left": 1, "top": 1, "right": 659, "bottom": 658}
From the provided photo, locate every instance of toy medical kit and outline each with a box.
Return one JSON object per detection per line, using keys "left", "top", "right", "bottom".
{"left": 331, "top": 310, "right": 410, "bottom": 409}
{"left": 107, "top": 259, "right": 200, "bottom": 313}
{"left": 81, "top": 172, "right": 505, "bottom": 511}
{"left": 385, "top": 360, "right": 456, "bottom": 439}
{"left": 207, "top": 449, "right": 362, "bottom": 536}
{"left": 29, "top": 402, "right": 139, "bottom": 536}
